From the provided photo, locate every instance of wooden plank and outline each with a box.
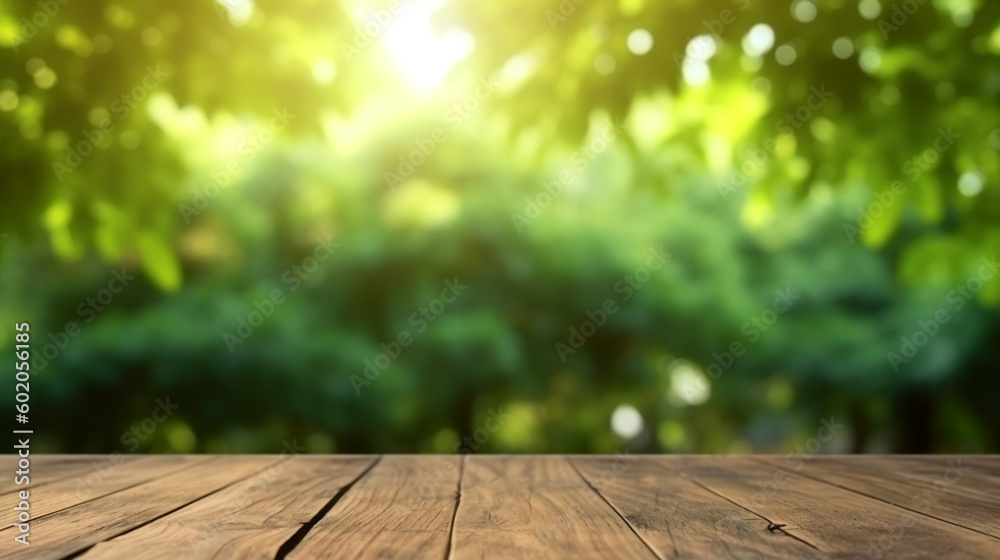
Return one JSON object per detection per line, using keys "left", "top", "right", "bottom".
{"left": 571, "top": 456, "right": 825, "bottom": 559}
{"left": 670, "top": 456, "right": 1000, "bottom": 558}
{"left": 2, "top": 455, "right": 208, "bottom": 529}
{"left": 77, "top": 456, "right": 376, "bottom": 560}
{"left": 846, "top": 455, "right": 1000, "bottom": 486}
{"left": 287, "top": 456, "right": 460, "bottom": 559}
{"left": 2, "top": 455, "right": 997, "bottom": 559}
{"left": 946, "top": 456, "right": 1000, "bottom": 479}
{"left": 0, "top": 455, "right": 143, "bottom": 495}
{"left": 450, "top": 455, "right": 659, "bottom": 560}
{"left": 756, "top": 455, "right": 1000, "bottom": 539}
{"left": 0, "top": 456, "right": 275, "bottom": 560}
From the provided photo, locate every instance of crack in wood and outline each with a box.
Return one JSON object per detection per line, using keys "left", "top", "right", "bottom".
{"left": 272, "top": 456, "right": 381, "bottom": 560}
{"left": 444, "top": 454, "right": 466, "bottom": 560}
{"left": 565, "top": 457, "right": 666, "bottom": 560}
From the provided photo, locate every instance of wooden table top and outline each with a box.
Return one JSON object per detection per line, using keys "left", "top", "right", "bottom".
{"left": 2, "top": 455, "right": 997, "bottom": 559}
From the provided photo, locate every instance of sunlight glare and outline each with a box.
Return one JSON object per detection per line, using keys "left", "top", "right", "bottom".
{"left": 381, "top": 0, "right": 475, "bottom": 92}
{"left": 215, "top": 0, "right": 254, "bottom": 25}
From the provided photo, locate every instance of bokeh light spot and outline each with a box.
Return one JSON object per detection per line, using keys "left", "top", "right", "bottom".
{"left": 742, "top": 24, "right": 774, "bottom": 57}
{"left": 627, "top": 28, "right": 653, "bottom": 55}
{"left": 611, "top": 404, "right": 644, "bottom": 439}
{"left": 958, "top": 170, "right": 984, "bottom": 197}
{"left": 775, "top": 45, "right": 797, "bottom": 65}
{"left": 832, "top": 37, "right": 854, "bottom": 59}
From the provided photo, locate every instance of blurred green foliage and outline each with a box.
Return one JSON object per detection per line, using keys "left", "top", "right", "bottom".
{"left": 1, "top": 0, "right": 999, "bottom": 454}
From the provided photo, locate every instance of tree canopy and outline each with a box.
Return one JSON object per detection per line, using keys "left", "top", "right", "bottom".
{"left": 1, "top": 0, "right": 998, "bottom": 453}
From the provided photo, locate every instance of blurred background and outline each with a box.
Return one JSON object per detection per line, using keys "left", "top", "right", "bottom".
{"left": 1, "top": 0, "right": 999, "bottom": 454}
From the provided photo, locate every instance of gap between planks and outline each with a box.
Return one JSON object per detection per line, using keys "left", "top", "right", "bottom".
{"left": 272, "top": 456, "right": 383, "bottom": 560}
{"left": 566, "top": 457, "right": 666, "bottom": 560}
{"left": 59, "top": 456, "right": 297, "bottom": 560}
{"left": 443, "top": 454, "right": 467, "bottom": 560}
{"left": 681, "top": 473, "right": 821, "bottom": 551}
{"left": 749, "top": 455, "right": 1000, "bottom": 542}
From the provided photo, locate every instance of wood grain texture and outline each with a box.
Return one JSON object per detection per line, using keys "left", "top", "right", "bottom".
{"left": 2, "top": 455, "right": 998, "bottom": 559}
{"left": 0, "top": 456, "right": 274, "bottom": 560}
{"left": 287, "top": 455, "right": 462, "bottom": 560}
{"left": 2, "top": 455, "right": 203, "bottom": 529}
{"left": 77, "top": 456, "right": 376, "bottom": 560}
{"left": 670, "top": 456, "right": 1000, "bottom": 559}
{"left": 756, "top": 455, "right": 1000, "bottom": 539}
{"left": 450, "top": 455, "right": 660, "bottom": 559}
{"left": 1, "top": 455, "right": 144, "bottom": 495}
{"left": 571, "top": 456, "right": 826, "bottom": 559}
